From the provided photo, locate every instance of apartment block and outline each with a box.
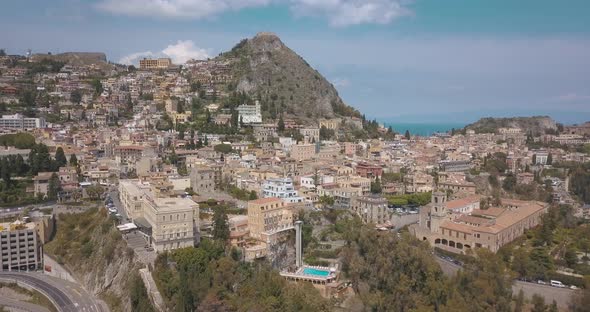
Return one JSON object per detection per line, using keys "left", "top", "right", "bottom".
{"left": 0, "top": 221, "right": 43, "bottom": 272}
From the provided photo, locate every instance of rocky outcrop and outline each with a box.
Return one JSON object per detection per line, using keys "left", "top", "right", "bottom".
{"left": 220, "top": 32, "right": 360, "bottom": 122}
{"left": 465, "top": 116, "right": 557, "bottom": 135}
{"left": 45, "top": 209, "right": 144, "bottom": 312}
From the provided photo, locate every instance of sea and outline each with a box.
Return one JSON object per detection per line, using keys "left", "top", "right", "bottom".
{"left": 383, "top": 122, "right": 466, "bottom": 137}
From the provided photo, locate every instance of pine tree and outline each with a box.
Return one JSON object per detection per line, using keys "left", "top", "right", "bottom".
{"left": 48, "top": 173, "right": 61, "bottom": 200}
{"left": 404, "top": 130, "right": 411, "bottom": 140}
{"left": 55, "top": 147, "right": 67, "bottom": 168}
{"left": 69, "top": 154, "right": 78, "bottom": 167}
{"left": 278, "top": 115, "right": 285, "bottom": 132}
{"left": 212, "top": 206, "right": 229, "bottom": 241}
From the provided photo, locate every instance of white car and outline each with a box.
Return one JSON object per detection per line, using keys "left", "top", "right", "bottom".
{"left": 550, "top": 280, "right": 565, "bottom": 288}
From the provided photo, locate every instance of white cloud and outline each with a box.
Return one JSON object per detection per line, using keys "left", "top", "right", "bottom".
{"left": 331, "top": 77, "right": 351, "bottom": 87}
{"left": 95, "top": 0, "right": 411, "bottom": 26}
{"left": 551, "top": 93, "right": 590, "bottom": 102}
{"left": 119, "top": 51, "right": 155, "bottom": 65}
{"left": 119, "top": 40, "right": 210, "bottom": 65}
{"left": 290, "top": 0, "right": 412, "bottom": 27}
{"left": 162, "top": 40, "right": 210, "bottom": 64}
{"left": 96, "top": 0, "right": 271, "bottom": 19}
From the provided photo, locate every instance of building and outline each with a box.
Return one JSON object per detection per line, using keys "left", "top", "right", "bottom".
{"left": 0, "top": 220, "right": 43, "bottom": 272}
{"left": 411, "top": 192, "right": 548, "bottom": 254}
{"left": 439, "top": 160, "right": 471, "bottom": 172}
{"left": 189, "top": 166, "right": 216, "bottom": 193}
{"left": 143, "top": 197, "right": 199, "bottom": 252}
{"left": 262, "top": 178, "right": 304, "bottom": 203}
{"left": 299, "top": 128, "right": 320, "bottom": 143}
{"left": 291, "top": 144, "right": 316, "bottom": 161}
{"left": 350, "top": 195, "right": 390, "bottom": 225}
{"left": 355, "top": 162, "right": 383, "bottom": 179}
{"left": 247, "top": 198, "right": 294, "bottom": 242}
{"left": 118, "top": 180, "right": 200, "bottom": 252}
{"left": 237, "top": 101, "right": 262, "bottom": 124}
{"left": 33, "top": 172, "right": 54, "bottom": 198}
{"left": 0, "top": 114, "right": 46, "bottom": 130}
{"left": 139, "top": 58, "right": 172, "bottom": 70}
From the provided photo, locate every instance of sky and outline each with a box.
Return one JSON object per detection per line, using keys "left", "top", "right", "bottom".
{"left": 1, "top": 0, "right": 590, "bottom": 124}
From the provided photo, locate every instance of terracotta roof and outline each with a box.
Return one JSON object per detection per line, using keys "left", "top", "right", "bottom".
{"left": 440, "top": 221, "right": 474, "bottom": 234}
{"left": 446, "top": 195, "right": 481, "bottom": 210}
{"left": 472, "top": 207, "right": 505, "bottom": 218}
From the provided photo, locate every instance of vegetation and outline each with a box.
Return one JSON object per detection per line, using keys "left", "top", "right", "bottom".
{"left": 386, "top": 191, "right": 432, "bottom": 207}
{"left": 45, "top": 208, "right": 150, "bottom": 312}
{"left": 153, "top": 240, "right": 330, "bottom": 311}
{"left": 0, "top": 132, "right": 36, "bottom": 149}
{"left": 342, "top": 216, "right": 515, "bottom": 311}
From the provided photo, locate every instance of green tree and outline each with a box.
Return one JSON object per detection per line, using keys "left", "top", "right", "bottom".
{"left": 249, "top": 190, "right": 258, "bottom": 200}
{"left": 69, "top": 154, "right": 78, "bottom": 166}
{"left": 90, "top": 78, "right": 103, "bottom": 95}
{"left": 278, "top": 115, "right": 285, "bottom": 132}
{"left": 514, "top": 289, "right": 524, "bottom": 312}
{"left": 129, "top": 271, "right": 156, "bottom": 312}
{"left": 214, "top": 144, "right": 232, "bottom": 154}
{"left": 48, "top": 173, "right": 61, "bottom": 200}
{"left": 502, "top": 174, "right": 517, "bottom": 192}
{"left": 404, "top": 129, "right": 411, "bottom": 140}
{"left": 370, "top": 177, "right": 382, "bottom": 194}
{"left": 564, "top": 247, "right": 578, "bottom": 267}
{"left": 212, "top": 206, "right": 229, "bottom": 241}
{"left": 55, "top": 147, "right": 67, "bottom": 168}
{"left": 531, "top": 294, "right": 546, "bottom": 312}
{"left": 70, "top": 89, "right": 82, "bottom": 104}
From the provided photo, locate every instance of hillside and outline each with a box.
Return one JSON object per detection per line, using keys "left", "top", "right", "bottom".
{"left": 31, "top": 52, "right": 112, "bottom": 69}
{"left": 44, "top": 208, "right": 152, "bottom": 312}
{"left": 220, "top": 32, "right": 360, "bottom": 122}
{"left": 465, "top": 116, "right": 557, "bottom": 135}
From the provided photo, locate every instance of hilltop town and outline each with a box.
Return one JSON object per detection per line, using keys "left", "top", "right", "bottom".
{"left": 1, "top": 34, "right": 590, "bottom": 312}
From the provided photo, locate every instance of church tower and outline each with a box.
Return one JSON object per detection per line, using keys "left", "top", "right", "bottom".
{"left": 429, "top": 191, "right": 447, "bottom": 233}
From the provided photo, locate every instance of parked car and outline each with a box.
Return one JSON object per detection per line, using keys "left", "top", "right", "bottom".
{"left": 570, "top": 285, "right": 579, "bottom": 290}
{"left": 537, "top": 280, "right": 547, "bottom": 285}
{"left": 550, "top": 280, "right": 565, "bottom": 288}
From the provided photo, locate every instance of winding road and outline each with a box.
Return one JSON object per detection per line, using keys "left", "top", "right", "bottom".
{"left": 0, "top": 271, "right": 107, "bottom": 312}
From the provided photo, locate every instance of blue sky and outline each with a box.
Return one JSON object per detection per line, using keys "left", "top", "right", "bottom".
{"left": 1, "top": 0, "right": 590, "bottom": 124}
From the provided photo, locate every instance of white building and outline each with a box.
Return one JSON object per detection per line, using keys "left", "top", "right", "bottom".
{"left": 237, "top": 101, "right": 262, "bottom": 124}
{"left": 0, "top": 114, "right": 46, "bottom": 130}
{"left": 262, "top": 178, "right": 304, "bottom": 203}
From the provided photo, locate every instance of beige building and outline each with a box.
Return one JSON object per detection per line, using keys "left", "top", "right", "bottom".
{"left": 118, "top": 180, "right": 200, "bottom": 252}
{"left": 247, "top": 198, "right": 294, "bottom": 243}
{"left": 350, "top": 195, "right": 390, "bottom": 225}
{"left": 291, "top": 143, "right": 316, "bottom": 161}
{"left": 139, "top": 58, "right": 172, "bottom": 70}
{"left": 189, "top": 166, "right": 216, "bottom": 193}
{"left": 143, "top": 197, "right": 199, "bottom": 252}
{"left": 411, "top": 192, "right": 548, "bottom": 253}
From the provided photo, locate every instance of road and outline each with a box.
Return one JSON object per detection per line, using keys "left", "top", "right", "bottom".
{"left": 435, "top": 256, "right": 574, "bottom": 309}
{"left": 0, "top": 271, "right": 107, "bottom": 312}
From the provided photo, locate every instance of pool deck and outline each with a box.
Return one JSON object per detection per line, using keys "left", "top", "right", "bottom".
{"left": 280, "top": 265, "right": 338, "bottom": 284}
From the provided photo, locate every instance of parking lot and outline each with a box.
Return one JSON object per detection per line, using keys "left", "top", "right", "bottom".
{"left": 105, "top": 190, "right": 157, "bottom": 265}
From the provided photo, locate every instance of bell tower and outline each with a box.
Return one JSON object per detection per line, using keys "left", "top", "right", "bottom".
{"left": 429, "top": 191, "right": 447, "bottom": 233}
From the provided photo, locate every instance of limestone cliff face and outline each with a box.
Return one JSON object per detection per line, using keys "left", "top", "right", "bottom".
{"left": 45, "top": 209, "right": 143, "bottom": 312}
{"left": 222, "top": 32, "right": 360, "bottom": 121}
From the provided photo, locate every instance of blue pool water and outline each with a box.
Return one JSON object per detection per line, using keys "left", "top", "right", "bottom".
{"left": 303, "top": 268, "right": 330, "bottom": 277}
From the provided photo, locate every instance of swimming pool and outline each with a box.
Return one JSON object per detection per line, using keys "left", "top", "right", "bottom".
{"left": 303, "top": 268, "right": 330, "bottom": 277}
